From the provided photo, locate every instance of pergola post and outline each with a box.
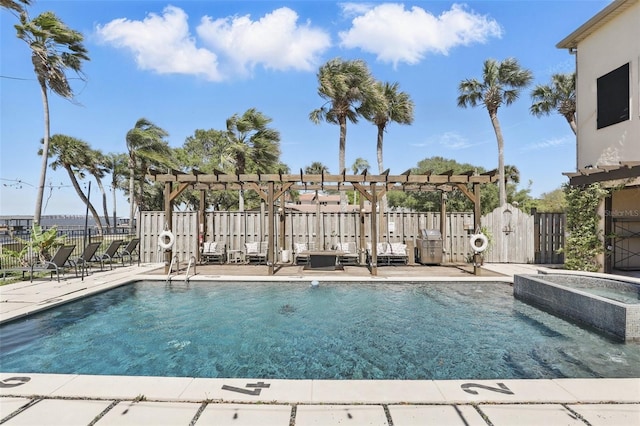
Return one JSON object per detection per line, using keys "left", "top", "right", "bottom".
{"left": 370, "top": 182, "right": 378, "bottom": 276}
{"left": 164, "top": 181, "right": 172, "bottom": 274}
{"left": 198, "top": 189, "right": 205, "bottom": 263}
{"left": 278, "top": 195, "right": 286, "bottom": 261}
{"left": 267, "top": 181, "right": 275, "bottom": 275}
{"left": 359, "top": 195, "right": 366, "bottom": 265}
{"left": 440, "top": 191, "right": 447, "bottom": 262}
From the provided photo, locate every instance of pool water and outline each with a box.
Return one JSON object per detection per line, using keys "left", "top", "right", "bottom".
{"left": 1, "top": 281, "right": 639, "bottom": 380}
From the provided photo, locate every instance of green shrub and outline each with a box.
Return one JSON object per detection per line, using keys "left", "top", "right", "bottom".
{"left": 562, "top": 183, "right": 609, "bottom": 271}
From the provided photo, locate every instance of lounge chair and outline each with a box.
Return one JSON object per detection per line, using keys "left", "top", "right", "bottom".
{"left": 117, "top": 238, "right": 140, "bottom": 266}
{"left": 244, "top": 241, "right": 267, "bottom": 264}
{"left": 69, "top": 241, "right": 102, "bottom": 275}
{"left": 293, "top": 242, "right": 316, "bottom": 265}
{"left": 368, "top": 242, "right": 408, "bottom": 265}
{"left": 202, "top": 241, "right": 226, "bottom": 264}
{"left": 28, "top": 244, "right": 77, "bottom": 282}
{"left": 93, "top": 240, "right": 123, "bottom": 270}
{"left": 336, "top": 241, "right": 359, "bottom": 265}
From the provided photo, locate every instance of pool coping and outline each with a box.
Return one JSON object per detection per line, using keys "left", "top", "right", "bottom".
{"left": 1, "top": 373, "right": 639, "bottom": 405}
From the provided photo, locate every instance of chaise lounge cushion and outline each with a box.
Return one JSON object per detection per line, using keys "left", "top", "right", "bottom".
{"left": 390, "top": 243, "right": 407, "bottom": 256}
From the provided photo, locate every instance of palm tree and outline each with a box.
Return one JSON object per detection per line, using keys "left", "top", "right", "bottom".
{"left": 361, "top": 81, "right": 414, "bottom": 210}
{"left": 15, "top": 11, "right": 89, "bottom": 225}
{"left": 125, "top": 118, "right": 171, "bottom": 232}
{"left": 457, "top": 58, "right": 533, "bottom": 206}
{"left": 225, "top": 108, "right": 281, "bottom": 211}
{"left": 1, "top": 0, "right": 30, "bottom": 15}
{"left": 530, "top": 72, "right": 577, "bottom": 135}
{"left": 362, "top": 81, "right": 414, "bottom": 174}
{"left": 309, "top": 58, "right": 376, "bottom": 209}
{"left": 350, "top": 157, "right": 370, "bottom": 205}
{"left": 46, "top": 134, "right": 104, "bottom": 235}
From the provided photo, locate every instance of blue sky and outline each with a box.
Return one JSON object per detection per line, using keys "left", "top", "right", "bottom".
{"left": 0, "top": 0, "right": 611, "bottom": 217}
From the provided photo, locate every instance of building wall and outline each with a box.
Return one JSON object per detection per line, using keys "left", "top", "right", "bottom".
{"left": 575, "top": 0, "right": 640, "bottom": 168}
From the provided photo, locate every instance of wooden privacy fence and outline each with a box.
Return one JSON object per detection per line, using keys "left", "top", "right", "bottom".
{"left": 139, "top": 210, "right": 475, "bottom": 264}
{"left": 139, "top": 209, "right": 566, "bottom": 264}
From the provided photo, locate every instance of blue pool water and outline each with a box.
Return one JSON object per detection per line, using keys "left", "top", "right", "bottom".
{"left": 1, "top": 281, "right": 639, "bottom": 380}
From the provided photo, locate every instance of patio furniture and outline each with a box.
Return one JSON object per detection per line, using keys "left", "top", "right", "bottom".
{"left": 305, "top": 250, "right": 344, "bottom": 271}
{"left": 367, "top": 242, "right": 408, "bottom": 266}
{"left": 93, "top": 240, "right": 123, "bottom": 270}
{"left": 293, "top": 242, "right": 316, "bottom": 265}
{"left": 69, "top": 241, "right": 102, "bottom": 275}
{"left": 202, "top": 241, "right": 226, "bottom": 264}
{"left": 117, "top": 238, "right": 140, "bottom": 266}
{"left": 28, "top": 244, "right": 77, "bottom": 282}
{"left": 244, "top": 241, "right": 267, "bottom": 264}
{"left": 336, "top": 242, "right": 359, "bottom": 265}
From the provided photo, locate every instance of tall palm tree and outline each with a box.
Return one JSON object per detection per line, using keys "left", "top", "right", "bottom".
{"left": 309, "top": 58, "right": 376, "bottom": 209}
{"left": 46, "top": 134, "right": 104, "bottom": 235}
{"left": 225, "top": 108, "right": 281, "bottom": 211}
{"left": 350, "top": 157, "right": 370, "bottom": 205}
{"left": 457, "top": 58, "right": 532, "bottom": 206}
{"left": 15, "top": 11, "right": 89, "bottom": 225}
{"left": 362, "top": 81, "right": 414, "bottom": 174}
{"left": 125, "top": 118, "right": 170, "bottom": 232}
{"left": 530, "top": 72, "right": 577, "bottom": 135}
{"left": 361, "top": 81, "right": 414, "bottom": 210}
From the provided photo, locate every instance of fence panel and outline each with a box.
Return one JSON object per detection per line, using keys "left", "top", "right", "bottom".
{"left": 533, "top": 210, "right": 565, "bottom": 264}
{"left": 139, "top": 210, "right": 485, "bottom": 264}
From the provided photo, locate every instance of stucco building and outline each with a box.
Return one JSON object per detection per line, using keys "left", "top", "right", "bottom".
{"left": 558, "top": 0, "right": 640, "bottom": 272}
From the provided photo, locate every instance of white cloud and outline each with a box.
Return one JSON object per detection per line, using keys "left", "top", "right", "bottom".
{"left": 339, "top": 2, "right": 375, "bottom": 17}
{"left": 521, "top": 135, "right": 573, "bottom": 152}
{"left": 196, "top": 7, "right": 331, "bottom": 75}
{"left": 339, "top": 3, "right": 502, "bottom": 66}
{"left": 438, "top": 131, "right": 475, "bottom": 150}
{"left": 96, "top": 6, "right": 222, "bottom": 81}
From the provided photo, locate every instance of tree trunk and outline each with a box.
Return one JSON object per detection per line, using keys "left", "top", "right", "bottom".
{"left": 489, "top": 110, "right": 506, "bottom": 206}
{"left": 339, "top": 117, "right": 347, "bottom": 211}
{"left": 128, "top": 154, "right": 136, "bottom": 234}
{"left": 376, "top": 124, "right": 388, "bottom": 210}
{"left": 112, "top": 182, "right": 117, "bottom": 233}
{"left": 567, "top": 116, "right": 577, "bottom": 135}
{"left": 65, "top": 165, "right": 104, "bottom": 235}
{"left": 34, "top": 80, "right": 50, "bottom": 225}
{"left": 96, "top": 178, "right": 110, "bottom": 231}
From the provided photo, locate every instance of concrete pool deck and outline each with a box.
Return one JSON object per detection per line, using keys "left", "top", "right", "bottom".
{"left": 1, "top": 263, "right": 639, "bottom": 425}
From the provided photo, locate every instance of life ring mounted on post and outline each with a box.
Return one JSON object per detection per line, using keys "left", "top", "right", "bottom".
{"left": 158, "top": 230, "right": 175, "bottom": 250}
{"left": 469, "top": 233, "right": 489, "bottom": 253}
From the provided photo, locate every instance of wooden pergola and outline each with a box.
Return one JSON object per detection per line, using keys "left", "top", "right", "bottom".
{"left": 148, "top": 168, "right": 499, "bottom": 276}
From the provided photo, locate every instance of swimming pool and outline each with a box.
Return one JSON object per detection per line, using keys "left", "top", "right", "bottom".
{"left": 1, "top": 280, "right": 639, "bottom": 380}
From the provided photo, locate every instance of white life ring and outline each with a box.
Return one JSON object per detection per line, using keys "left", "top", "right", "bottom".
{"left": 470, "top": 233, "right": 489, "bottom": 253}
{"left": 158, "top": 230, "right": 175, "bottom": 250}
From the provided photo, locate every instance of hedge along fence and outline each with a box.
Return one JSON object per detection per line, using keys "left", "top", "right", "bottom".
{"left": 139, "top": 210, "right": 475, "bottom": 264}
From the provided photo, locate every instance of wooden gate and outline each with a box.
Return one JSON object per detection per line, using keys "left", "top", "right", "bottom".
{"left": 481, "top": 206, "right": 534, "bottom": 263}
{"left": 532, "top": 209, "right": 565, "bottom": 264}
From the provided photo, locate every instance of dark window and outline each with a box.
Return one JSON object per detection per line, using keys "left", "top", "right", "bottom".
{"left": 597, "top": 63, "right": 630, "bottom": 129}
